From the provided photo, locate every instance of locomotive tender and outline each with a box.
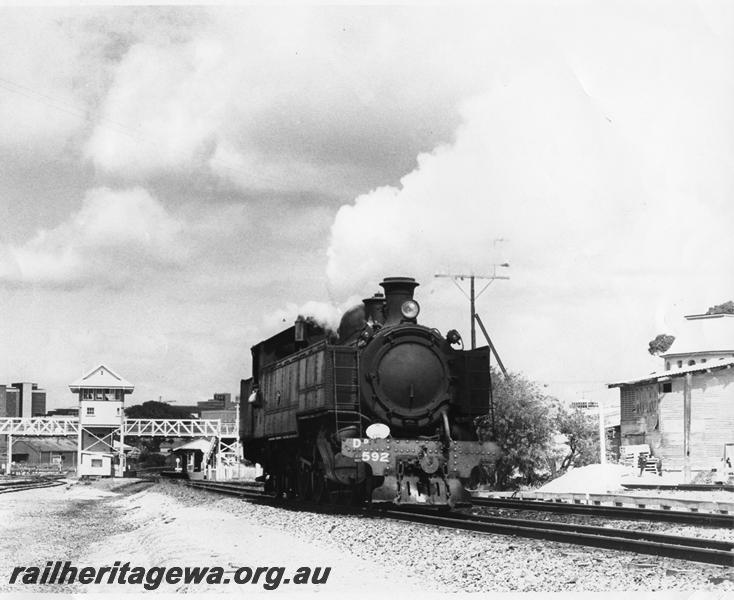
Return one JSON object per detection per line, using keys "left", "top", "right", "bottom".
{"left": 240, "top": 276, "right": 500, "bottom": 506}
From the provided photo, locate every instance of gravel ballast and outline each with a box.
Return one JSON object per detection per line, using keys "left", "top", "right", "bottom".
{"left": 158, "top": 481, "right": 734, "bottom": 593}
{"left": 0, "top": 478, "right": 732, "bottom": 594}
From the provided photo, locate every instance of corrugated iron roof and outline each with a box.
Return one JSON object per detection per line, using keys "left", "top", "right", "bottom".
{"left": 172, "top": 438, "right": 213, "bottom": 452}
{"left": 608, "top": 357, "right": 734, "bottom": 388}
{"left": 14, "top": 437, "right": 78, "bottom": 452}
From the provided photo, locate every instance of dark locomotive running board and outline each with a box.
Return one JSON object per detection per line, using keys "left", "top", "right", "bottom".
{"left": 471, "top": 497, "right": 734, "bottom": 528}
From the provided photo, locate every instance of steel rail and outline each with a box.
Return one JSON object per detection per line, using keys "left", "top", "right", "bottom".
{"left": 0, "top": 475, "right": 65, "bottom": 486}
{"left": 377, "top": 509, "right": 734, "bottom": 567}
{"left": 471, "top": 497, "right": 734, "bottom": 528}
{"left": 0, "top": 479, "right": 66, "bottom": 494}
{"left": 184, "top": 480, "right": 733, "bottom": 566}
{"left": 448, "top": 511, "right": 734, "bottom": 551}
{"left": 185, "top": 480, "right": 270, "bottom": 502}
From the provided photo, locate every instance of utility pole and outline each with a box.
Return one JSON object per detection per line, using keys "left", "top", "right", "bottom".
{"left": 580, "top": 391, "right": 606, "bottom": 466}
{"left": 435, "top": 264, "right": 510, "bottom": 349}
{"left": 598, "top": 401, "right": 607, "bottom": 466}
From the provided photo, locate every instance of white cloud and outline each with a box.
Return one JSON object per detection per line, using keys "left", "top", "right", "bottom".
{"left": 84, "top": 39, "right": 229, "bottom": 176}
{"left": 325, "top": 13, "right": 734, "bottom": 400}
{"left": 0, "top": 187, "right": 186, "bottom": 286}
{"left": 81, "top": 7, "right": 509, "bottom": 193}
{"left": 0, "top": 10, "right": 88, "bottom": 153}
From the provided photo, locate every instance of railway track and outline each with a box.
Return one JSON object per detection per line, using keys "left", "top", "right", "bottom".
{"left": 183, "top": 480, "right": 734, "bottom": 567}
{"left": 621, "top": 483, "right": 734, "bottom": 493}
{"left": 471, "top": 497, "right": 734, "bottom": 528}
{"left": 0, "top": 477, "right": 66, "bottom": 494}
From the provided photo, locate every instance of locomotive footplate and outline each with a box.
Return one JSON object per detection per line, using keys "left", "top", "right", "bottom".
{"left": 342, "top": 437, "right": 500, "bottom": 506}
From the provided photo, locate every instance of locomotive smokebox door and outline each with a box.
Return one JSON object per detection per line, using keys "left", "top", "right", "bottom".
{"left": 360, "top": 325, "right": 452, "bottom": 431}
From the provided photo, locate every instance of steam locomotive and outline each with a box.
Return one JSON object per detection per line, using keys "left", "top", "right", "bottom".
{"left": 239, "top": 277, "right": 500, "bottom": 506}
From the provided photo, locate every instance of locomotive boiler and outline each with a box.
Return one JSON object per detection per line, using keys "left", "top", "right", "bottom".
{"left": 240, "top": 276, "right": 500, "bottom": 506}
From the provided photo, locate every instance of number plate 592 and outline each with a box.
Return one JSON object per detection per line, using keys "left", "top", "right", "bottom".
{"left": 361, "top": 451, "right": 389, "bottom": 463}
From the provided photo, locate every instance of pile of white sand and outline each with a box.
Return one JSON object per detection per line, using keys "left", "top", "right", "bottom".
{"left": 538, "top": 463, "right": 629, "bottom": 494}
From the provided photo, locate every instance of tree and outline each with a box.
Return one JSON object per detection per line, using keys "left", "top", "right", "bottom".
{"left": 706, "top": 300, "right": 734, "bottom": 315}
{"left": 476, "top": 369, "right": 558, "bottom": 488}
{"left": 554, "top": 407, "right": 600, "bottom": 475}
{"left": 124, "top": 401, "right": 193, "bottom": 462}
{"left": 648, "top": 333, "right": 675, "bottom": 356}
{"left": 124, "top": 401, "right": 194, "bottom": 420}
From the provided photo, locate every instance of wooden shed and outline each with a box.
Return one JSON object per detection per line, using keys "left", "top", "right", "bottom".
{"left": 609, "top": 358, "right": 734, "bottom": 480}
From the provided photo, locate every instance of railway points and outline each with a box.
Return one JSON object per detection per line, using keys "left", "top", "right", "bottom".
{"left": 181, "top": 479, "right": 734, "bottom": 567}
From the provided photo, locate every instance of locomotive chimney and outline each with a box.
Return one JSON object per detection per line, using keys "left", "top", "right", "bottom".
{"left": 380, "top": 277, "right": 419, "bottom": 326}
{"left": 362, "top": 292, "right": 385, "bottom": 326}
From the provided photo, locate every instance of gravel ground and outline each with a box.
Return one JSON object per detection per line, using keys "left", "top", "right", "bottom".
{"left": 157, "top": 481, "right": 734, "bottom": 593}
{"left": 0, "top": 479, "right": 425, "bottom": 594}
{"left": 1, "top": 478, "right": 733, "bottom": 594}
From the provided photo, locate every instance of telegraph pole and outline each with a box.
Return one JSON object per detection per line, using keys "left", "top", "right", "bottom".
{"left": 435, "top": 265, "right": 509, "bottom": 349}
{"left": 470, "top": 276, "right": 476, "bottom": 348}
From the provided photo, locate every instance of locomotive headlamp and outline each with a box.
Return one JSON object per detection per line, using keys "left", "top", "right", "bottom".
{"left": 400, "top": 299, "right": 420, "bottom": 319}
{"left": 366, "top": 423, "right": 391, "bottom": 439}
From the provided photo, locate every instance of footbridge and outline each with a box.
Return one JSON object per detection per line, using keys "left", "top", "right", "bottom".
{"left": 0, "top": 417, "right": 240, "bottom": 477}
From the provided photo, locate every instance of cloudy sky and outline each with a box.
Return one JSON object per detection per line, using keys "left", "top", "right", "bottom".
{"left": 1, "top": 2, "right": 732, "bottom": 410}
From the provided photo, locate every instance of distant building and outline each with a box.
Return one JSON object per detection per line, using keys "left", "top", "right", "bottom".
{"left": 608, "top": 312, "right": 734, "bottom": 478}
{"left": 199, "top": 409, "right": 237, "bottom": 424}
{"left": 10, "top": 437, "right": 77, "bottom": 468}
{"left": 46, "top": 407, "right": 80, "bottom": 417}
{"left": 661, "top": 313, "right": 734, "bottom": 370}
{"left": 5, "top": 382, "right": 46, "bottom": 417}
{"left": 197, "top": 393, "right": 235, "bottom": 412}
{"left": 0, "top": 385, "right": 19, "bottom": 417}
{"left": 198, "top": 393, "right": 237, "bottom": 425}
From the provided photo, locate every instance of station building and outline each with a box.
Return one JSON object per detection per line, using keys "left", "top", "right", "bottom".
{"left": 608, "top": 313, "right": 734, "bottom": 480}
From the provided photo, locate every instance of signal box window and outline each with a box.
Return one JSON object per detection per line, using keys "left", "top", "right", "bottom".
{"left": 86, "top": 407, "right": 95, "bottom": 416}
{"left": 91, "top": 458, "right": 103, "bottom": 468}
